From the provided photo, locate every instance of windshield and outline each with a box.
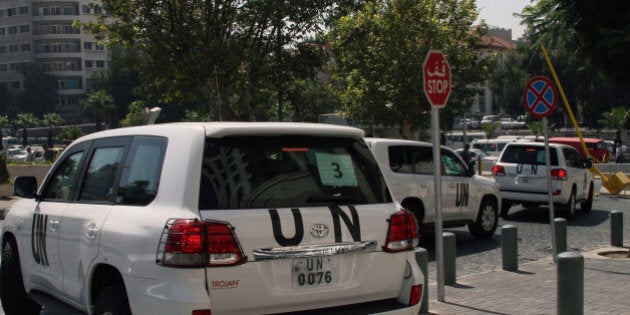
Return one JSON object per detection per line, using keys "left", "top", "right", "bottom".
{"left": 501, "top": 145, "right": 559, "bottom": 166}
{"left": 199, "top": 135, "right": 390, "bottom": 209}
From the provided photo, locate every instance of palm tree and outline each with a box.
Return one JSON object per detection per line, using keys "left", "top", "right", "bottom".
{"left": 83, "top": 90, "right": 115, "bottom": 131}
{"left": 13, "top": 113, "right": 39, "bottom": 147}
{"left": 42, "top": 113, "right": 65, "bottom": 147}
{"left": 598, "top": 107, "right": 629, "bottom": 144}
{"left": 0, "top": 116, "right": 10, "bottom": 151}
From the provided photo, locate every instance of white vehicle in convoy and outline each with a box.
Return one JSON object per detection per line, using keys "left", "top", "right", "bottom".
{"left": 365, "top": 138, "right": 501, "bottom": 239}
{"left": 492, "top": 141, "right": 594, "bottom": 218}
{"left": 1, "top": 122, "right": 424, "bottom": 315}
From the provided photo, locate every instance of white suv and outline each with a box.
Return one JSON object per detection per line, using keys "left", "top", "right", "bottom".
{"left": 365, "top": 138, "right": 501, "bottom": 239}
{"left": 492, "top": 141, "right": 594, "bottom": 218}
{"left": 1, "top": 123, "right": 424, "bottom": 315}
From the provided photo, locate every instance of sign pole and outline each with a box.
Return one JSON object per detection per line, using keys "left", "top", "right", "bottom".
{"left": 423, "top": 49, "right": 451, "bottom": 302}
{"left": 543, "top": 117, "right": 558, "bottom": 262}
{"left": 431, "top": 107, "right": 445, "bottom": 302}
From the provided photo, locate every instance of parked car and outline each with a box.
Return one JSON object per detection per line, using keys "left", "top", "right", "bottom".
{"left": 365, "top": 138, "right": 501, "bottom": 239}
{"left": 444, "top": 131, "right": 487, "bottom": 150}
{"left": 6, "top": 148, "right": 28, "bottom": 161}
{"left": 1, "top": 123, "right": 424, "bottom": 315}
{"left": 492, "top": 141, "right": 594, "bottom": 218}
{"left": 548, "top": 137, "right": 610, "bottom": 163}
{"left": 471, "top": 137, "right": 521, "bottom": 157}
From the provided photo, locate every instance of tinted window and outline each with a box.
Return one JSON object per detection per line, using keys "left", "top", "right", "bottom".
{"left": 442, "top": 151, "right": 466, "bottom": 176}
{"left": 79, "top": 147, "right": 124, "bottom": 202}
{"left": 501, "top": 145, "right": 559, "bottom": 166}
{"left": 199, "top": 136, "right": 389, "bottom": 209}
{"left": 117, "top": 137, "right": 166, "bottom": 205}
{"left": 43, "top": 151, "right": 84, "bottom": 202}
{"left": 388, "top": 146, "right": 433, "bottom": 175}
{"left": 563, "top": 148, "right": 582, "bottom": 168}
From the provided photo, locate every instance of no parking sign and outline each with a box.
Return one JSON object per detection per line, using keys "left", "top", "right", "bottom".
{"left": 524, "top": 76, "right": 558, "bottom": 118}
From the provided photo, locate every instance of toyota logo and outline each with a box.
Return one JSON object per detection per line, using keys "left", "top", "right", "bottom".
{"left": 310, "top": 223, "right": 329, "bottom": 238}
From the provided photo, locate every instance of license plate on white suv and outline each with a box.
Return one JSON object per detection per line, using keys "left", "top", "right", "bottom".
{"left": 292, "top": 256, "right": 338, "bottom": 289}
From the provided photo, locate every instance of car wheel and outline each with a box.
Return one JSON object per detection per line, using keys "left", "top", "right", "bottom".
{"left": 93, "top": 284, "right": 131, "bottom": 315}
{"left": 562, "top": 188, "right": 577, "bottom": 219}
{"left": 580, "top": 183, "right": 594, "bottom": 212}
{"left": 0, "top": 239, "right": 42, "bottom": 315}
{"left": 468, "top": 198, "right": 498, "bottom": 239}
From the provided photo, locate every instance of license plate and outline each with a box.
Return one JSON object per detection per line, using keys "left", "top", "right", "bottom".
{"left": 292, "top": 256, "right": 338, "bottom": 289}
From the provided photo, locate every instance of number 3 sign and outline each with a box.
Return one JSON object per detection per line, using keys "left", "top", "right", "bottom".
{"left": 315, "top": 153, "right": 358, "bottom": 187}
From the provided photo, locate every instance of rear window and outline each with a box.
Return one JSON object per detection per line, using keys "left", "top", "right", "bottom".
{"left": 500, "top": 145, "right": 558, "bottom": 166}
{"left": 199, "top": 136, "right": 390, "bottom": 209}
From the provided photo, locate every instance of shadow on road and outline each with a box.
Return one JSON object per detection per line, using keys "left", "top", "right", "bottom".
{"left": 502, "top": 207, "right": 609, "bottom": 227}
{"left": 419, "top": 228, "right": 502, "bottom": 262}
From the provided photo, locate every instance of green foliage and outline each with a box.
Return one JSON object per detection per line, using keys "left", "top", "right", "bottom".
{"left": 58, "top": 126, "right": 84, "bottom": 143}
{"left": 120, "top": 101, "right": 146, "bottom": 127}
{"left": 481, "top": 123, "right": 499, "bottom": 138}
{"left": 83, "top": 90, "right": 116, "bottom": 130}
{"left": 85, "top": 0, "right": 338, "bottom": 121}
{"left": 598, "top": 107, "right": 630, "bottom": 131}
{"left": 0, "top": 154, "right": 10, "bottom": 184}
{"left": 327, "top": 0, "right": 494, "bottom": 138}
{"left": 13, "top": 113, "right": 38, "bottom": 147}
{"left": 519, "top": 0, "right": 630, "bottom": 83}
{"left": 15, "top": 64, "right": 57, "bottom": 117}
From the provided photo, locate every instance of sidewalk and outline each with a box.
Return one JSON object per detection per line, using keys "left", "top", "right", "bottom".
{"left": 424, "top": 246, "right": 630, "bottom": 315}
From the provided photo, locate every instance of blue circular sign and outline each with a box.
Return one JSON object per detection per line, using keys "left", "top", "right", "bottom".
{"left": 524, "top": 76, "right": 558, "bottom": 118}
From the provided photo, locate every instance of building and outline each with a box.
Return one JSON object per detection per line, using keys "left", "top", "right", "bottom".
{"left": 474, "top": 27, "right": 517, "bottom": 116}
{"left": 0, "top": 0, "right": 108, "bottom": 123}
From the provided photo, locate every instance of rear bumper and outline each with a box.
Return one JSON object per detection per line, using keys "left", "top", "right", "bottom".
{"left": 499, "top": 189, "right": 569, "bottom": 205}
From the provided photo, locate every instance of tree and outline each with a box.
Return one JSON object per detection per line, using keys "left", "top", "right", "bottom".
{"left": 0, "top": 116, "right": 9, "bottom": 151}
{"left": 13, "top": 113, "right": 38, "bottom": 147}
{"left": 83, "top": 90, "right": 116, "bottom": 131}
{"left": 16, "top": 64, "right": 57, "bottom": 116}
{"left": 86, "top": 0, "right": 339, "bottom": 121}
{"left": 58, "top": 126, "right": 84, "bottom": 145}
{"left": 328, "top": 0, "right": 494, "bottom": 139}
{"left": 42, "top": 113, "right": 65, "bottom": 147}
{"left": 519, "top": 0, "right": 630, "bottom": 83}
{"left": 120, "top": 100, "right": 146, "bottom": 127}
{"left": 598, "top": 107, "right": 630, "bottom": 144}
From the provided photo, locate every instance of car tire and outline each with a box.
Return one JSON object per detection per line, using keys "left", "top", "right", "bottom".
{"left": 562, "top": 188, "right": 577, "bottom": 219}
{"left": 580, "top": 183, "right": 594, "bottom": 212}
{"left": 468, "top": 198, "right": 498, "bottom": 239}
{"left": 0, "top": 239, "right": 42, "bottom": 315}
{"left": 93, "top": 284, "right": 131, "bottom": 315}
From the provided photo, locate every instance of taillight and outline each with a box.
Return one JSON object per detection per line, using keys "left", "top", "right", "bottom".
{"left": 551, "top": 168, "right": 567, "bottom": 180}
{"left": 492, "top": 164, "right": 505, "bottom": 176}
{"left": 157, "top": 219, "right": 246, "bottom": 267}
{"left": 409, "top": 284, "right": 423, "bottom": 306}
{"left": 384, "top": 210, "right": 419, "bottom": 252}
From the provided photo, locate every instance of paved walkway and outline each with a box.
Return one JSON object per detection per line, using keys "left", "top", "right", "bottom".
{"left": 424, "top": 246, "right": 630, "bottom": 315}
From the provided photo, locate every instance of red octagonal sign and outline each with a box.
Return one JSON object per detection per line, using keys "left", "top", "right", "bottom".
{"left": 423, "top": 50, "right": 451, "bottom": 108}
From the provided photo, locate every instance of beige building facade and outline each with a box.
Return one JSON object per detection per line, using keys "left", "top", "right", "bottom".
{"left": 0, "top": 0, "right": 108, "bottom": 123}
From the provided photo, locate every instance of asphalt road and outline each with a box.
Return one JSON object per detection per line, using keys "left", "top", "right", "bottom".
{"left": 421, "top": 193, "right": 630, "bottom": 280}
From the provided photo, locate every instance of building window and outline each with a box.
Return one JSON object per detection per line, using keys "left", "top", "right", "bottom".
{"left": 0, "top": 64, "right": 7, "bottom": 72}
{"left": 51, "top": 6, "right": 61, "bottom": 15}
{"left": 63, "top": 6, "right": 74, "bottom": 15}
{"left": 39, "top": 7, "right": 49, "bottom": 16}
{"left": 64, "top": 22, "right": 76, "bottom": 34}
{"left": 0, "top": 28, "right": 5, "bottom": 36}
{"left": 10, "top": 81, "right": 20, "bottom": 89}
{"left": 0, "top": 9, "right": 5, "bottom": 17}
{"left": 84, "top": 42, "right": 93, "bottom": 50}
{"left": 21, "top": 44, "right": 30, "bottom": 52}
{"left": 0, "top": 46, "right": 5, "bottom": 54}
{"left": 93, "top": 5, "right": 103, "bottom": 15}
{"left": 85, "top": 60, "right": 93, "bottom": 68}
{"left": 20, "top": 24, "right": 30, "bottom": 33}
{"left": 19, "top": 6, "right": 29, "bottom": 15}
{"left": 8, "top": 45, "right": 18, "bottom": 53}
{"left": 96, "top": 60, "right": 105, "bottom": 68}
{"left": 82, "top": 5, "right": 90, "bottom": 14}
{"left": 7, "top": 8, "right": 16, "bottom": 17}
{"left": 95, "top": 44, "right": 105, "bottom": 51}
{"left": 8, "top": 26, "right": 18, "bottom": 35}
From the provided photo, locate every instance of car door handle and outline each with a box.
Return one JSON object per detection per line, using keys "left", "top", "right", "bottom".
{"left": 49, "top": 220, "right": 60, "bottom": 231}
{"left": 86, "top": 226, "right": 99, "bottom": 239}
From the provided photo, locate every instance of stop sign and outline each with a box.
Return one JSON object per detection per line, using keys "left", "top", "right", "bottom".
{"left": 423, "top": 50, "right": 451, "bottom": 108}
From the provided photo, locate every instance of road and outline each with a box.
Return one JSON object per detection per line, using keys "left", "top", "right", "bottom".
{"left": 421, "top": 193, "right": 630, "bottom": 280}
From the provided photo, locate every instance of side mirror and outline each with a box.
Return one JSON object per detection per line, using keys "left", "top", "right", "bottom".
{"left": 13, "top": 176, "right": 38, "bottom": 198}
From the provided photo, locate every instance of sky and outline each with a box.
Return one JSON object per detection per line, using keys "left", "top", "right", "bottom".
{"left": 475, "top": 0, "right": 536, "bottom": 40}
